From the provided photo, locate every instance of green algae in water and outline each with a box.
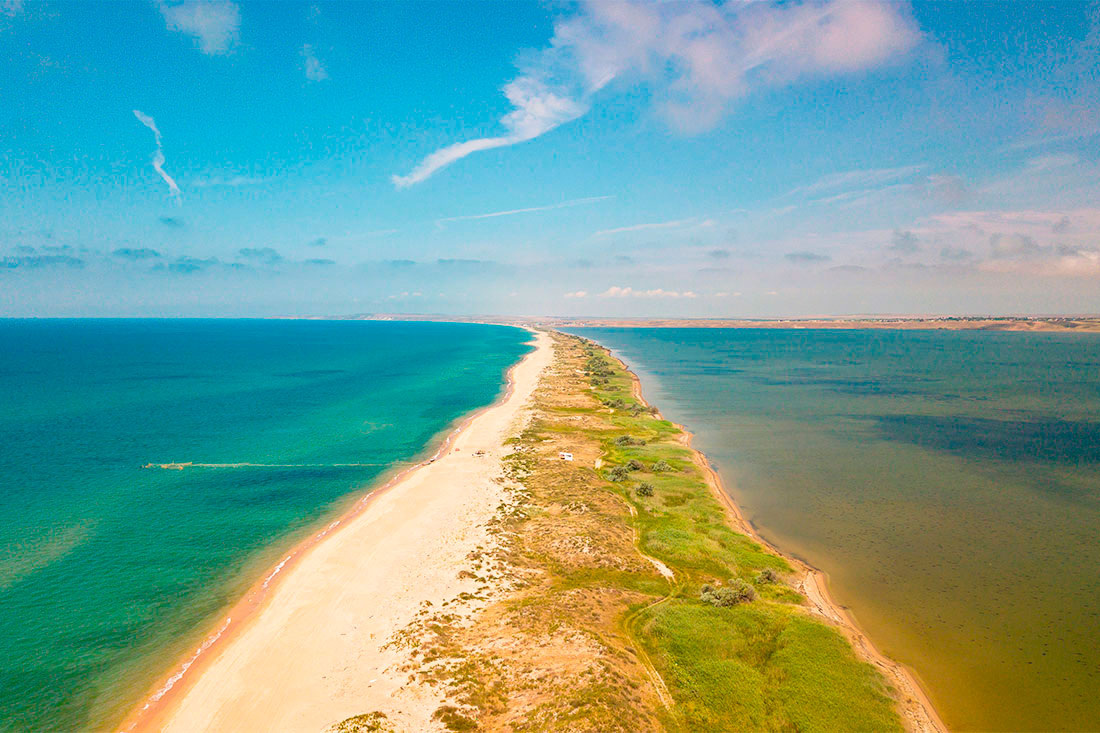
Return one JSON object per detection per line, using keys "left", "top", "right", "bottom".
{"left": 575, "top": 327, "right": 1100, "bottom": 732}
{"left": 0, "top": 319, "right": 530, "bottom": 732}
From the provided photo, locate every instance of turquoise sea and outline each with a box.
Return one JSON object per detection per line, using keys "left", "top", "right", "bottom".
{"left": 0, "top": 319, "right": 529, "bottom": 732}
{"left": 575, "top": 327, "right": 1100, "bottom": 732}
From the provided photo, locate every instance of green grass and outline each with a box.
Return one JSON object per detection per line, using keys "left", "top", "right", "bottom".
{"left": 564, "top": 338, "right": 902, "bottom": 731}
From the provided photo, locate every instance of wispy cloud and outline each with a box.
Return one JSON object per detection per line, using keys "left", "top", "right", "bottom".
{"left": 133, "top": 110, "right": 181, "bottom": 201}
{"left": 238, "top": 247, "right": 282, "bottom": 265}
{"left": 599, "top": 286, "right": 697, "bottom": 298}
{"left": 191, "top": 175, "right": 269, "bottom": 188}
{"left": 159, "top": 0, "right": 240, "bottom": 55}
{"left": 785, "top": 251, "right": 831, "bottom": 263}
{"left": 594, "top": 217, "right": 702, "bottom": 237}
{"left": 112, "top": 248, "right": 161, "bottom": 260}
{"left": 302, "top": 44, "right": 328, "bottom": 82}
{"left": 564, "top": 290, "right": 588, "bottom": 298}
{"left": 791, "top": 165, "right": 925, "bottom": 197}
{"left": 393, "top": 0, "right": 921, "bottom": 187}
{"left": 392, "top": 81, "right": 585, "bottom": 187}
{"left": 436, "top": 195, "right": 612, "bottom": 225}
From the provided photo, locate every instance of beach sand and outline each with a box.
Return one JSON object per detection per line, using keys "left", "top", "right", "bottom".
{"left": 122, "top": 331, "right": 552, "bottom": 733}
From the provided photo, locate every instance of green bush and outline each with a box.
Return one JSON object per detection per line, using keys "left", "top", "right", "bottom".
{"left": 701, "top": 579, "right": 757, "bottom": 607}
{"left": 755, "top": 568, "right": 779, "bottom": 584}
{"left": 614, "top": 435, "right": 647, "bottom": 447}
{"left": 608, "top": 465, "right": 631, "bottom": 482}
{"left": 626, "top": 459, "right": 644, "bottom": 471}
{"left": 635, "top": 482, "right": 655, "bottom": 497}
{"left": 651, "top": 459, "right": 672, "bottom": 473}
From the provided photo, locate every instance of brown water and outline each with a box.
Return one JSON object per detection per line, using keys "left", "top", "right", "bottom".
{"left": 576, "top": 327, "right": 1100, "bottom": 732}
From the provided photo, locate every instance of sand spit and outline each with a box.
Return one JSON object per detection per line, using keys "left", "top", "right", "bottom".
{"left": 122, "top": 331, "right": 552, "bottom": 733}
{"left": 123, "top": 327, "right": 944, "bottom": 732}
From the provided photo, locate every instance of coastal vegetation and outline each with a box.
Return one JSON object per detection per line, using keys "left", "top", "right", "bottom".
{"left": 379, "top": 332, "right": 904, "bottom": 731}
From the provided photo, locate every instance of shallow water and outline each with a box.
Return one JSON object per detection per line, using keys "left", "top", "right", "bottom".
{"left": 575, "top": 327, "right": 1100, "bottom": 732}
{"left": 0, "top": 319, "right": 529, "bottom": 732}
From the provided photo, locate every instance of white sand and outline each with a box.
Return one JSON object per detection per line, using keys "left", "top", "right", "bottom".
{"left": 132, "top": 331, "right": 552, "bottom": 733}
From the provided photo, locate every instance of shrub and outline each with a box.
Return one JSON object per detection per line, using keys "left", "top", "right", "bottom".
{"left": 626, "top": 459, "right": 644, "bottom": 471}
{"left": 651, "top": 459, "right": 672, "bottom": 473}
{"left": 635, "top": 482, "right": 654, "bottom": 497}
{"left": 615, "top": 435, "right": 647, "bottom": 447}
{"left": 755, "top": 567, "right": 779, "bottom": 584}
{"left": 607, "top": 465, "right": 631, "bottom": 482}
{"left": 701, "top": 579, "right": 756, "bottom": 607}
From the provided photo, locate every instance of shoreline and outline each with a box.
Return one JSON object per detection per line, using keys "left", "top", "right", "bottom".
{"left": 613, "top": 344, "right": 947, "bottom": 733}
{"left": 118, "top": 328, "right": 545, "bottom": 733}
{"left": 118, "top": 325, "right": 944, "bottom": 731}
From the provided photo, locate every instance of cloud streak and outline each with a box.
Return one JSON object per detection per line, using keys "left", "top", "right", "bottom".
{"left": 594, "top": 217, "right": 705, "bottom": 237}
{"left": 133, "top": 110, "right": 181, "bottom": 201}
{"left": 599, "top": 286, "right": 696, "bottom": 298}
{"left": 393, "top": 0, "right": 921, "bottom": 187}
{"left": 436, "top": 195, "right": 612, "bottom": 225}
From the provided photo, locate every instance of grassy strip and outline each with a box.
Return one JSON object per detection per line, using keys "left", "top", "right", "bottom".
{"left": 564, "top": 334, "right": 902, "bottom": 732}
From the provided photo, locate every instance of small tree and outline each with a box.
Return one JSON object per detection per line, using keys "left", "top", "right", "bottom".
{"left": 635, "top": 482, "right": 654, "bottom": 497}
{"left": 626, "top": 459, "right": 644, "bottom": 471}
{"left": 652, "top": 460, "right": 672, "bottom": 473}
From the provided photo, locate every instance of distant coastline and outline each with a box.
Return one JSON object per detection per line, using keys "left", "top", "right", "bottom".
{"left": 284, "top": 313, "right": 1100, "bottom": 333}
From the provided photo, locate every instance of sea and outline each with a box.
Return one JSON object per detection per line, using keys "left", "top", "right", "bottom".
{"left": 574, "top": 327, "right": 1100, "bottom": 732}
{"left": 0, "top": 319, "right": 530, "bottom": 732}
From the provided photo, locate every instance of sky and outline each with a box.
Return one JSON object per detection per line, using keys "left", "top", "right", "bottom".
{"left": 2, "top": 0, "right": 1099, "bottom": 318}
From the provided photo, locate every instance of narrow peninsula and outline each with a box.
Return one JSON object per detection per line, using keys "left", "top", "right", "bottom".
{"left": 126, "top": 331, "right": 943, "bottom": 732}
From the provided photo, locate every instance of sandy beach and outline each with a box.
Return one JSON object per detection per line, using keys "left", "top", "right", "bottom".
{"left": 122, "top": 330, "right": 552, "bottom": 733}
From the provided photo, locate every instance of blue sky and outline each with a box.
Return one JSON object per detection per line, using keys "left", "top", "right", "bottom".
{"left": 2, "top": 0, "right": 1098, "bottom": 317}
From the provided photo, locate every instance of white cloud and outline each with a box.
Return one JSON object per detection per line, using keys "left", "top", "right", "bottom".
{"left": 159, "top": 0, "right": 240, "bottom": 55}
{"left": 302, "top": 44, "right": 328, "bottom": 82}
{"left": 599, "top": 286, "right": 697, "bottom": 298}
{"left": 133, "top": 110, "right": 181, "bottom": 200}
{"left": 393, "top": 0, "right": 921, "bottom": 186}
{"left": 564, "top": 290, "right": 588, "bottom": 298}
{"left": 392, "top": 79, "right": 585, "bottom": 187}
{"left": 436, "top": 195, "right": 612, "bottom": 225}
